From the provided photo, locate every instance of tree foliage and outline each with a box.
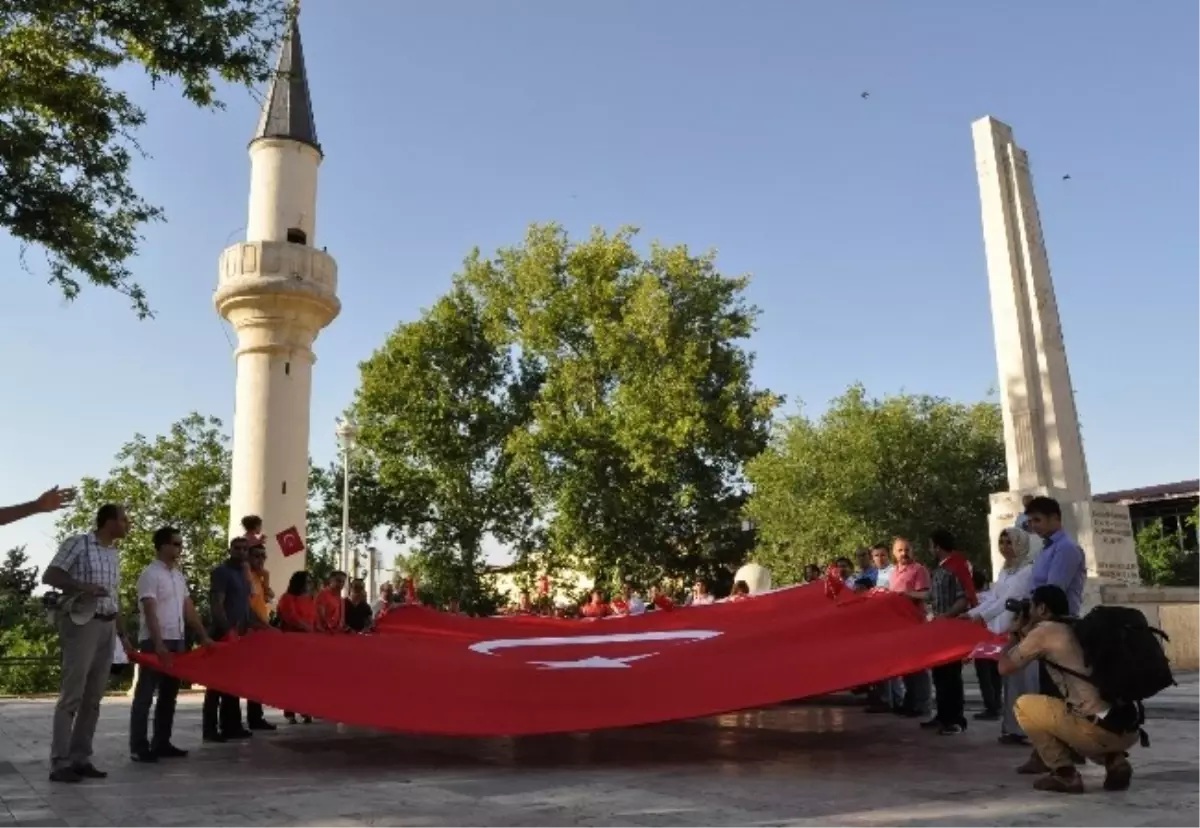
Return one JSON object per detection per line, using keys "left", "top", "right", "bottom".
{"left": 54, "top": 413, "right": 232, "bottom": 621}
{"left": 0, "top": 546, "right": 59, "bottom": 694}
{"left": 745, "top": 384, "right": 1005, "bottom": 583}
{"left": 1, "top": 0, "right": 289, "bottom": 316}
{"left": 352, "top": 224, "right": 778, "bottom": 602}
{"left": 1135, "top": 509, "right": 1199, "bottom": 587}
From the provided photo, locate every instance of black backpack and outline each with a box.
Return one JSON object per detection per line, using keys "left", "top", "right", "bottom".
{"left": 1046, "top": 606, "right": 1175, "bottom": 745}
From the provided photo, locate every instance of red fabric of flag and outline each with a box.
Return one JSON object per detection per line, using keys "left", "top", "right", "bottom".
{"left": 134, "top": 583, "right": 993, "bottom": 737}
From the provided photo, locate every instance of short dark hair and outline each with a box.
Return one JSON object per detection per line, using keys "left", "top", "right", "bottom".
{"left": 733, "top": 580, "right": 750, "bottom": 594}
{"left": 929, "top": 529, "right": 956, "bottom": 552}
{"left": 1031, "top": 584, "right": 1069, "bottom": 617}
{"left": 834, "top": 556, "right": 852, "bottom": 568}
{"left": 152, "top": 526, "right": 180, "bottom": 551}
{"left": 329, "top": 570, "right": 347, "bottom": 582}
{"left": 870, "top": 542, "right": 889, "bottom": 553}
{"left": 1025, "top": 496, "right": 1062, "bottom": 519}
{"left": 241, "top": 515, "right": 263, "bottom": 532}
{"left": 96, "top": 503, "right": 121, "bottom": 529}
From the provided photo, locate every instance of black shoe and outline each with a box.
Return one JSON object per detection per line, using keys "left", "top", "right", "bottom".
{"left": 154, "top": 744, "right": 188, "bottom": 759}
{"left": 285, "top": 714, "right": 298, "bottom": 725}
{"left": 919, "top": 717, "right": 943, "bottom": 729}
{"left": 938, "top": 723, "right": 965, "bottom": 735}
{"left": 72, "top": 763, "right": 107, "bottom": 779}
{"left": 974, "top": 710, "right": 1001, "bottom": 721}
{"left": 202, "top": 732, "right": 228, "bottom": 743}
{"left": 302, "top": 716, "right": 313, "bottom": 724}
{"left": 248, "top": 720, "right": 277, "bottom": 732}
{"left": 222, "top": 728, "right": 253, "bottom": 740}
{"left": 49, "top": 768, "right": 82, "bottom": 784}
{"left": 130, "top": 746, "right": 158, "bottom": 763}
{"left": 896, "top": 707, "right": 925, "bottom": 718}
{"left": 998, "top": 733, "right": 1030, "bottom": 746}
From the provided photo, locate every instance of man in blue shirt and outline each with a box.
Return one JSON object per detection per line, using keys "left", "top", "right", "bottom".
{"left": 1019, "top": 495, "right": 1089, "bottom": 774}
{"left": 1025, "top": 497, "right": 1086, "bottom": 616}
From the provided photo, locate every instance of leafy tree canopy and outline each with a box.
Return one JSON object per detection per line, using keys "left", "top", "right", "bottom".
{"left": 745, "top": 384, "right": 1005, "bottom": 582}
{"left": 0, "top": 545, "right": 59, "bottom": 694}
{"left": 54, "top": 413, "right": 232, "bottom": 619}
{"left": 1135, "top": 508, "right": 1199, "bottom": 587}
{"left": 352, "top": 224, "right": 779, "bottom": 600}
{"left": 1, "top": 0, "right": 289, "bottom": 316}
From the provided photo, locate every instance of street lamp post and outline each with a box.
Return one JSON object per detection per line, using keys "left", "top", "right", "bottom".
{"left": 335, "top": 416, "right": 358, "bottom": 579}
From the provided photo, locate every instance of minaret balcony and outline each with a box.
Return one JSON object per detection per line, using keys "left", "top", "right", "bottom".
{"left": 215, "top": 240, "right": 340, "bottom": 326}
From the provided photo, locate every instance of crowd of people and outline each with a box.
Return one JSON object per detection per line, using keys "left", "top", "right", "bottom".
{"left": 3, "top": 484, "right": 1151, "bottom": 796}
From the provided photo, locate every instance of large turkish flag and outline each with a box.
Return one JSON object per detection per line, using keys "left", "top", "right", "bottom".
{"left": 135, "top": 583, "right": 994, "bottom": 736}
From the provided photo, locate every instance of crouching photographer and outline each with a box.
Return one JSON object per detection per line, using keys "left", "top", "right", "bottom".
{"left": 997, "top": 584, "right": 1168, "bottom": 795}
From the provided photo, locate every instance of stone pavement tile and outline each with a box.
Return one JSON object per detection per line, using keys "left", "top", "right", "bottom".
{"left": 2, "top": 693, "right": 1197, "bottom": 827}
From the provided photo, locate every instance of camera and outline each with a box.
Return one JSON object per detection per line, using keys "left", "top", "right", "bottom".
{"left": 1005, "top": 597, "right": 1031, "bottom": 618}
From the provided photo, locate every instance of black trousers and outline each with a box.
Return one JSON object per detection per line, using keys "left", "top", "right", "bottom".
{"left": 246, "top": 700, "right": 268, "bottom": 726}
{"left": 129, "top": 639, "right": 184, "bottom": 751}
{"left": 932, "top": 661, "right": 966, "bottom": 727}
{"left": 202, "top": 690, "right": 242, "bottom": 735}
{"left": 974, "top": 658, "right": 1002, "bottom": 713}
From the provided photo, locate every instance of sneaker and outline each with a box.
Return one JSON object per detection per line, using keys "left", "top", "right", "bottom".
{"left": 154, "top": 744, "right": 188, "bottom": 759}
{"left": 48, "top": 768, "right": 82, "bottom": 784}
{"left": 130, "top": 746, "right": 158, "bottom": 764}
{"left": 973, "top": 710, "right": 1001, "bottom": 721}
{"left": 938, "top": 724, "right": 965, "bottom": 735}
{"left": 1034, "top": 770, "right": 1085, "bottom": 794}
{"left": 72, "top": 763, "right": 107, "bottom": 779}
{"left": 248, "top": 720, "right": 277, "bottom": 732}
{"left": 1103, "top": 754, "right": 1133, "bottom": 791}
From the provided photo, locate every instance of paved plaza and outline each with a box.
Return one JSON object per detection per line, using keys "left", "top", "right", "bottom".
{"left": 1, "top": 676, "right": 1196, "bottom": 827}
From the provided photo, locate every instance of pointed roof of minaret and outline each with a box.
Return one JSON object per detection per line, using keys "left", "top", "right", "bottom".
{"left": 253, "top": 2, "right": 320, "bottom": 153}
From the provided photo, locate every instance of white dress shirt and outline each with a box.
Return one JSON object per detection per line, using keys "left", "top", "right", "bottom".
{"left": 136, "top": 559, "right": 188, "bottom": 642}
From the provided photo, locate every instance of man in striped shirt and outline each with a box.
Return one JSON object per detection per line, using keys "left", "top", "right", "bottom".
{"left": 42, "top": 504, "right": 132, "bottom": 783}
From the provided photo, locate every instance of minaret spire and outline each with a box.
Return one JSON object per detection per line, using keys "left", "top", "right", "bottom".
{"left": 253, "top": 0, "right": 319, "bottom": 152}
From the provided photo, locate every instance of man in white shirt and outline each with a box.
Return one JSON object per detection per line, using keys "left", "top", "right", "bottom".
{"left": 42, "top": 504, "right": 132, "bottom": 783}
{"left": 129, "top": 526, "right": 212, "bottom": 763}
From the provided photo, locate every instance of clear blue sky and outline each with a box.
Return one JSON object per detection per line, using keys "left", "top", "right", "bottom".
{"left": 3, "top": 0, "right": 1197, "bottom": 570}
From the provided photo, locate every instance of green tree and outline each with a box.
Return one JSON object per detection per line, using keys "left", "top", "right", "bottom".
{"left": 746, "top": 384, "right": 1006, "bottom": 582}
{"left": 1135, "top": 510, "right": 1199, "bottom": 587}
{"left": 353, "top": 224, "right": 778, "bottom": 597}
{"left": 1, "top": 0, "right": 290, "bottom": 317}
{"left": 0, "top": 546, "right": 59, "bottom": 694}
{"left": 54, "top": 413, "right": 232, "bottom": 623}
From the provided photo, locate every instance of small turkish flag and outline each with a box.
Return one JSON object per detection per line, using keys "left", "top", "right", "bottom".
{"left": 276, "top": 526, "right": 305, "bottom": 557}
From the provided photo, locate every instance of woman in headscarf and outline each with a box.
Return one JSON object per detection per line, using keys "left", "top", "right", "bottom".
{"left": 967, "top": 526, "right": 1038, "bottom": 744}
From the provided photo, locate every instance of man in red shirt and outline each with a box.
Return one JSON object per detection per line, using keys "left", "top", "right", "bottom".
{"left": 315, "top": 571, "right": 347, "bottom": 633}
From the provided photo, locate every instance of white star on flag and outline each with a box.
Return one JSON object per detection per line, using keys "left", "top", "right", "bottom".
{"left": 528, "top": 654, "right": 658, "bottom": 670}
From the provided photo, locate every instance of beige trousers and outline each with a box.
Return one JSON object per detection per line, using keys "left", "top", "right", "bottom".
{"left": 1014, "top": 693, "right": 1138, "bottom": 771}
{"left": 51, "top": 617, "right": 115, "bottom": 770}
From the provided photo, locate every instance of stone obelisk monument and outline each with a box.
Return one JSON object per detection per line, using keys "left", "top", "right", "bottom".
{"left": 215, "top": 6, "right": 339, "bottom": 588}
{"left": 972, "top": 116, "right": 1139, "bottom": 595}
